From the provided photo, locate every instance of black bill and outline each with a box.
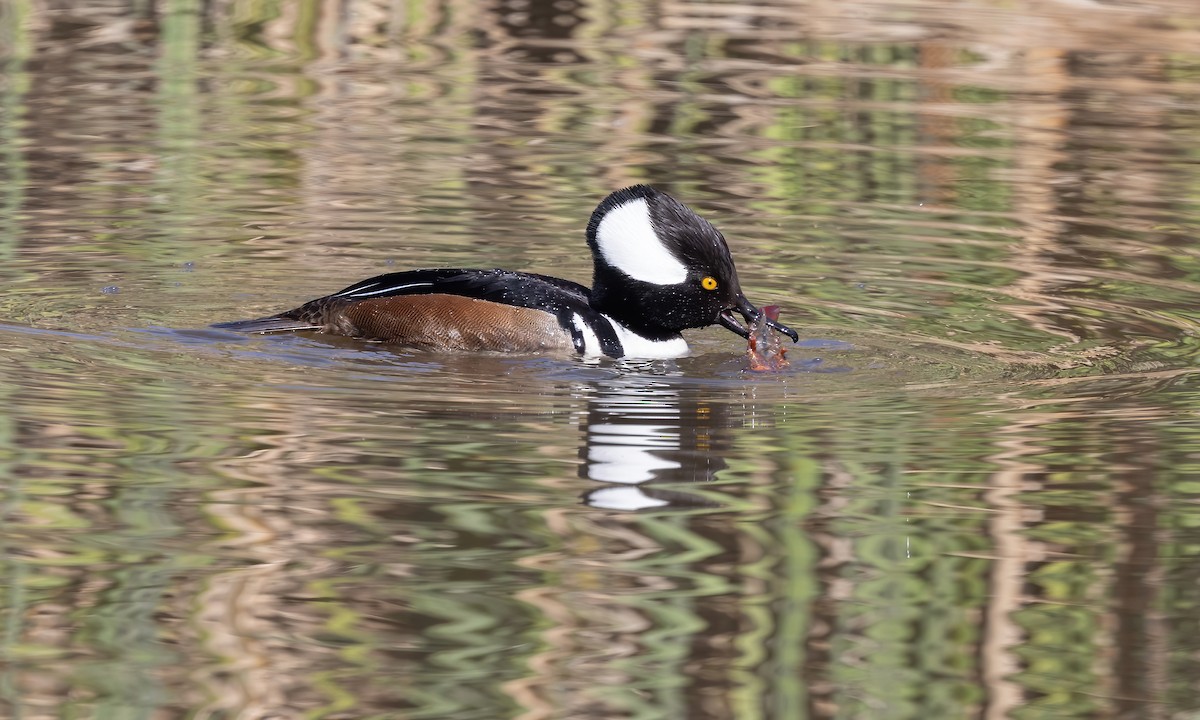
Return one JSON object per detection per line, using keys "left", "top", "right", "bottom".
{"left": 718, "top": 295, "right": 799, "bottom": 342}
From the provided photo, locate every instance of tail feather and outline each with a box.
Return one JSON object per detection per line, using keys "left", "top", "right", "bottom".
{"left": 211, "top": 315, "right": 320, "bottom": 334}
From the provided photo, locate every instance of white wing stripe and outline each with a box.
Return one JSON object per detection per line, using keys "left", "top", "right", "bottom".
{"left": 334, "top": 282, "right": 377, "bottom": 297}
{"left": 340, "top": 282, "right": 434, "bottom": 298}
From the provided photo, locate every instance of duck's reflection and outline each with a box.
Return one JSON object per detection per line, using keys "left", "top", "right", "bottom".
{"left": 577, "top": 374, "right": 732, "bottom": 510}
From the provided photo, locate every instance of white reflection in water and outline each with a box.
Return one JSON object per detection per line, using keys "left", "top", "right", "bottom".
{"left": 585, "top": 485, "right": 672, "bottom": 511}
{"left": 587, "top": 438, "right": 682, "bottom": 484}
{"left": 578, "top": 377, "right": 726, "bottom": 509}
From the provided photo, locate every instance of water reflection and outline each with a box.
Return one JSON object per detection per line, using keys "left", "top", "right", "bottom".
{"left": 578, "top": 374, "right": 727, "bottom": 510}
{"left": 4, "top": 319, "right": 1200, "bottom": 718}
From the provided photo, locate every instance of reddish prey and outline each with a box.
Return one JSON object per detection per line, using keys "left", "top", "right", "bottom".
{"left": 746, "top": 305, "right": 790, "bottom": 372}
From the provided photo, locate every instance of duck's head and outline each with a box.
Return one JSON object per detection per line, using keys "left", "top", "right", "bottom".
{"left": 586, "top": 185, "right": 799, "bottom": 344}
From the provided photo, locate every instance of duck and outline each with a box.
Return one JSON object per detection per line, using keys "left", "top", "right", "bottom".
{"left": 212, "top": 185, "right": 798, "bottom": 358}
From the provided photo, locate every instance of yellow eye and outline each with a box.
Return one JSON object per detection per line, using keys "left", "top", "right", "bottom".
{"left": 701, "top": 276, "right": 718, "bottom": 291}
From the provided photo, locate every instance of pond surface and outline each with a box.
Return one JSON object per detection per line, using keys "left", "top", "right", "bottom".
{"left": 3, "top": 1, "right": 1200, "bottom": 718}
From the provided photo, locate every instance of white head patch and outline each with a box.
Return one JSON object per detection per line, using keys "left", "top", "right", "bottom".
{"left": 595, "top": 197, "right": 689, "bottom": 285}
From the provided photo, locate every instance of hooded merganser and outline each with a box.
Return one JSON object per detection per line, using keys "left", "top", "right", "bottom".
{"left": 212, "top": 185, "right": 799, "bottom": 358}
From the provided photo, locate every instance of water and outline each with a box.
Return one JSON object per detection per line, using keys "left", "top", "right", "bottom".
{"left": 2, "top": 1, "right": 1200, "bottom": 718}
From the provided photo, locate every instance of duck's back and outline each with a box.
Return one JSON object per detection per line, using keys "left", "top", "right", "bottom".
{"left": 214, "top": 268, "right": 621, "bottom": 354}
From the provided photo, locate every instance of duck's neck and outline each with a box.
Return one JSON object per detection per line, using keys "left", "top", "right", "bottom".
{"left": 588, "top": 287, "right": 683, "bottom": 343}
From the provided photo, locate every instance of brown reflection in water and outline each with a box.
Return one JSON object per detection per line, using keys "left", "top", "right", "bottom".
{"left": 982, "top": 416, "right": 1048, "bottom": 720}
{"left": 914, "top": 41, "right": 959, "bottom": 208}
{"left": 507, "top": 514, "right": 753, "bottom": 719}
{"left": 979, "top": 389, "right": 1187, "bottom": 720}
{"left": 1113, "top": 447, "right": 1168, "bottom": 720}
{"left": 509, "top": 510, "right": 672, "bottom": 720}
